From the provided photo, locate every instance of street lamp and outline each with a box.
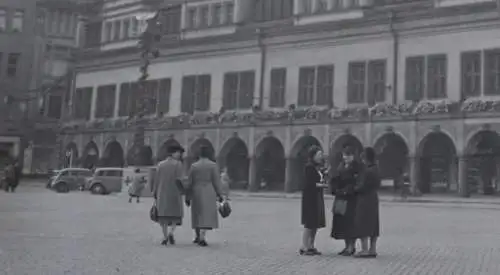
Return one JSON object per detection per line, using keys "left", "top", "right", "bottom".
{"left": 130, "top": 10, "right": 163, "bottom": 166}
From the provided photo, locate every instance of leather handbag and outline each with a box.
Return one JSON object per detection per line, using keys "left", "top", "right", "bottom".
{"left": 218, "top": 200, "right": 232, "bottom": 218}
{"left": 150, "top": 201, "right": 159, "bottom": 222}
{"left": 333, "top": 199, "right": 347, "bottom": 215}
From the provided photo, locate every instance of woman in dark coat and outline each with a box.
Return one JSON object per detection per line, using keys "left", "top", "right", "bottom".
{"left": 330, "top": 145, "right": 361, "bottom": 256}
{"left": 300, "top": 145, "right": 328, "bottom": 256}
{"left": 354, "top": 147, "right": 381, "bottom": 258}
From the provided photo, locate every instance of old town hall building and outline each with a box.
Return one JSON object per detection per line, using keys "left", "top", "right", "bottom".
{"left": 63, "top": 0, "right": 500, "bottom": 196}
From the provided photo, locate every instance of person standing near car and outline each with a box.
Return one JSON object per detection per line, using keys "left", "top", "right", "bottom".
{"left": 128, "top": 168, "right": 145, "bottom": 203}
{"left": 3, "top": 161, "right": 16, "bottom": 192}
{"left": 152, "top": 145, "right": 186, "bottom": 246}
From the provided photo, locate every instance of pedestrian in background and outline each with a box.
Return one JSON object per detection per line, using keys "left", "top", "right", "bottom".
{"left": 354, "top": 147, "right": 381, "bottom": 258}
{"left": 128, "top": 168, "right": 145, "bottom": 203}
{"left": 185, "top": 145, "right": 224, "bottom": 247}
{"left": 3, "top": 161, "right": 16, "bottom": 192}
{"left": 152, "top": 145, "right": 186, "bottom": 246}
{"left": 299, "top": 145, "right": 327, "bottom": 256}
{"left": 220, "top": 167, "right": 230, "bottom": 200}
{"left": 330, "top": 145, "right": 361, "bottom": 256}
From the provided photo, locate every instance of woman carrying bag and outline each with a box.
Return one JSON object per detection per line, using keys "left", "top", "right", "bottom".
{"left": 330, "top": 145, "right": 361, "bottom": 256}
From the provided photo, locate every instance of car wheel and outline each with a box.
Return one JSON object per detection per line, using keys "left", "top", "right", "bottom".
{"left": 56, "top": 182, "right": 69, "bottom": 193}
{"left": 90, "top": 183, "right": 106, "bottom": 195}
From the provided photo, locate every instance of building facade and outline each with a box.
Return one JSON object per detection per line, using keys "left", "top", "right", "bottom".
{"left": 0, "top": 0, "right": 81, "bottom": 174}
{"left": 65, "top": 0, "right": 500, "bottom": 196}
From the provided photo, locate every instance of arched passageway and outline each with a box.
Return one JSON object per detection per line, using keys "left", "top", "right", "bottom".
{"left": 157, "top": 139, "right": 181, "bottom": 162}
{"left": 466, "top": 130, "right": 500, "bottom": 195}
{"left": 374, "top": 133, "right": 409, "bottom": 187}
{"left": 417, "top": 132, "right": 457, "bottom": 193}
{"left": 101, "top": 141, "right": 125, "bottom": 167}
{"left": 82, "top": 141, "right": 99, "bottom": 169}
{"left": 188, "top": 138, "right": 215, "bottom": 168}
{"left": 127, "top": 145, "right": 154, "bottom": 166}
{"left": 63, "top": 142, "right": 79, "bottom": 168}
{"left": 255, "top": 137, "right": 286, "bottom": 191}
{"left": 218, "top": 138, "right": 249, "bottom": 190}
{"left": 288, "top": 136, "right": 322, "bottom": 191}
{"left": 330, "top": 134, "right": 363, "bottom": 173}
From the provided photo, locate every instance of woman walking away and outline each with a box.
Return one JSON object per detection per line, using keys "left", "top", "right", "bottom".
{"left": 354, "top": 147, "right": 381, "bottom": 258}
{"left": 220, "top": 167, "right": 231, "bottom": 200}
{"left": 128, "top": 169, "right": 145, "bottom": 203}
{"left": 152, "top": 145, "right": 186, "bottom": 246}
{"left": 300, "top": 145, "right": 328, "bottom": 256}
{"left": 186, "top": 145, "right": 224, "bottom": 247}
{"left": 330, "top": 145, "right": 361, "bottom": 256}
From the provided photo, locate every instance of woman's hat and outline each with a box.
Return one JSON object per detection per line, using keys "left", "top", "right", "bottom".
{"left": 167, "top": 145, "right": 185, "bottom": 154}
{"left": 307, "top": 145, "right": 321, "bottom": 159}
{"left": 342, "top": 145, "right": 355, "bottom": 155}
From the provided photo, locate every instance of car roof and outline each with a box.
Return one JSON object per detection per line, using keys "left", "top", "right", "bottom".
{"left": 95, "top": 168, "right": 123, "bottom": 171}
{"left": 61, "top": 168, "right": 91, "bottom": 172}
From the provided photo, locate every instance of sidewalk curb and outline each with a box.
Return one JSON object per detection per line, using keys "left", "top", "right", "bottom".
{"left": 230, "top": 192, "right": 500, "bottom": 206}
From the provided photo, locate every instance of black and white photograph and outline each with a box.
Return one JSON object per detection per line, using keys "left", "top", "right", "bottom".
{"left": 1, "top": 0, "right": 500, "bottom": 274}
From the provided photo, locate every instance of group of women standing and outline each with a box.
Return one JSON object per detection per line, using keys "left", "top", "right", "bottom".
{"left": 300, "top": 145, "right": 381, "bottom": 258}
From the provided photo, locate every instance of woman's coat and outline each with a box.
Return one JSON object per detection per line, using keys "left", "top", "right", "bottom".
{"left": 128, "top": 175, "right": 145, "bottom": 197}
{"left": 301, "top": 163, "right": 326, "bottom": 229}
{"left": 354, "top": 163, "right": 381, "bottom": 238}
{"left": 186, "top": 158, "right": 223, "bottom": 229}
{"left": 330, "top": 160, "right": 361, "bottom": 240}
{"left": 152, "top": 157, "right": 185, "bottom": 218}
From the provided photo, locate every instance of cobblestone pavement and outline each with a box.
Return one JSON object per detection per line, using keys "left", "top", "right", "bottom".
{"left": 1, "top": 186, "right": 500, "bottom": 275}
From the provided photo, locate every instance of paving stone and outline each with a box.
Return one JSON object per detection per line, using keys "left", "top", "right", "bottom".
{"left": 0, "top": 187, "right": 499, "bottom": 274}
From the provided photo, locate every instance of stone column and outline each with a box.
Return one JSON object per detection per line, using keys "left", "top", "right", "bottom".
{"left": 409, "top": 155, "right": 419, "bottom": 195}
{"left": 458, "top": 156, "right": 469, "bottom": 197}
{"left": 293, "top": 0, "right": 303, "bottom": 15}
{"left": 285, "top": 158, "right": 294, "bottom": 193}
{"left": 247, "top": 155, "right": 258, "bottom": 192}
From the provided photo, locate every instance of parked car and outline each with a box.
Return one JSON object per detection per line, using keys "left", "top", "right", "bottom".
{"left": 49, "top": 168, "right": 93, "bottom": 193}
{"left": 86, "top": 168, "right": 124, "bottom": 195}
{"left": 46, "top": 170, "right": 61, "bottom": 189}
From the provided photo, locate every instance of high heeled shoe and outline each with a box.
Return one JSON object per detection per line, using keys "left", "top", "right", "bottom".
{"left": 341, "top": 249, "right": 356, "bottom": 256}
{"left": 299, "top": 249, "right": 315, "bottom": 256}
{"left": 309, "top": 248, "right": 322, "bottom": 255}
{"left": 337, "top": 248, "right": 347, "bottom": 255}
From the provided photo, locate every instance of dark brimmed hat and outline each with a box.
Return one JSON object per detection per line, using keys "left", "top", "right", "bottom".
{"left": 167, "top": 145, "right": 185, "bottom": 154}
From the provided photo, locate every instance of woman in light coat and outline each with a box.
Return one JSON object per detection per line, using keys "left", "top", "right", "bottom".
{"left": 186, "top": 145, "right": 223, "bottom": 247}
{"left": 128, "top": 168, "right": 145, "bottom": 203}
{"left": 220, "top": 167, "right": 230, "bottom": 199}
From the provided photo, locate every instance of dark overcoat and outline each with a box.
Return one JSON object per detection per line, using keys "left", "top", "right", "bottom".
{"left": 330, "top": 160, "right": 361, "bottom": 240}
{"left": 152, "top": 158, "right": 185, "bottom": 218}
{"left": 301, "top": 163, "right": 326, "bottom": 229}
{"left": 354, "top": 163, "right": 381, "bottom": 238}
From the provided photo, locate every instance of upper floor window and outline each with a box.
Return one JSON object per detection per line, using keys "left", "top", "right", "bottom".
{"left": 187, "top": 7, "right": 197, "bottom": 28}
{"left": 211, "top": 4, "right": 221, "bottom": 25}
{"left": 47, "top": 95, "right": 62, "bottom": 119}
{"left": 95, "top": 85, "right": 116, "bottom": 118}
{"left": 122, "top": 19, "right": 130, "bottom": 39}
{"left": 0, "top": 9, "right": 6, "bottom": 32}
{"left": 223, "top": 71, "right": 255, "bottom": 110}
{"left": 6, "top": 53, "right": 20, "bottom": 78}
{"left": 200, "top": 6, "right": 209, "bottom": 27}
{"left": 160, "top": 5, "right": 181, "bottom": 34}
{"left": 50, "top": 11, "right": 58, "bottom": 34}
{"left": 484, "top": 49, "right": 500, "bottom": 96}
{"left": 405, "top": 54, "right": 447, "bottom": 101}
{"left": 104, "top": 21, "right": 112, "bottom": 42}
{"left": 130, "top": 17, "right": 138, "bottom": 37}
{"left": 83, "top": 21, "right": 102, "bottom": 47}
{"left": 12, "top": 10, "right": 24, "bottom": 32}
{"left": 113, "top": 21, "right": 120, "bottom": 40}
{"left": 181, "top": 75, "right": 211, "bottom": 114}
{"left": 461, "top": 51, "right": 481, "bottom": 99}
{"left": 254, "top": 0, "right": 293, "bottom": 21}
{"left": 298, "top": 65, "right": 334, "bottom": 107}
{"left": 269, "top": 68, "right": 287, "bottom": 107}
{"left": 74, "top": 87, "right": 93, "bottom": 120}
{"left": 59, "top": 12, "right": 67, "bottom": 34}
{"left": 225, "top": 2, "right": 234, "bottom": 24}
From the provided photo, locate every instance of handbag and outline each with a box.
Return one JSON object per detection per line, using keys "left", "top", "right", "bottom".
{"left": 218, "top": 200, "right": 232, "bottom": 218}
{"left": 333, "top": 199, "right": 347, "bottom": 215}
{"left": 150, "top": 201, "right": 159, "bottom": 222}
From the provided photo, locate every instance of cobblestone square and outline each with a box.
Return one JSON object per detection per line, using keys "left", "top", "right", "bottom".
{"left": 1, "top": 186, "right": 500, "bottom": 275}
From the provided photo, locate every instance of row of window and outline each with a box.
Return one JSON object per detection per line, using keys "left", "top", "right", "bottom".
{"left": 185, "top": 2, "right": 234, "bottom": 29}
{"left": 102, "top": 17, "right": 139, "bottom": 43}
{"left": 300, "top": 0, "right": 360, "bottom": 14}
{"left": 44, "top": 10, "right": 78, "bottom": 37}
{"left": 0, "top": 52, "right": 20, "bottom": 78}
{"left": 72, "top": 49, "right": 500, "bottom": 120}
{"left": 0, "top": 8, "right": 23, "bottom": 33}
